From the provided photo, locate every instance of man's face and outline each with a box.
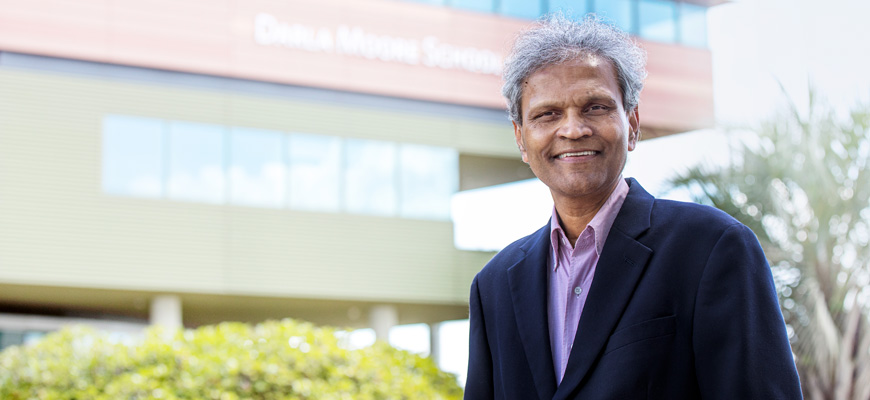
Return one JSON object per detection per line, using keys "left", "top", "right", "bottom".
{"left": 513, "top": 54, "right": 639, "bottom": 204}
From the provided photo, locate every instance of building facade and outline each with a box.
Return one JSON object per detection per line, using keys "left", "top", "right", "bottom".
{"left": 0, "top": 0, "right": 719, "bottom": 360}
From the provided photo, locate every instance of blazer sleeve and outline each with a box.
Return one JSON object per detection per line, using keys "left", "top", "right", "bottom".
{"left": 465, "top": 275, "right": 494, "bottom": 400}
{"left": 692, "top": 223, "right": 803, "bottom": 399}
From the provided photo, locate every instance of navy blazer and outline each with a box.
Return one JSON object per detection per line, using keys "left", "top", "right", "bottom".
{"left": 465, "top": 178, "right": 801, "bottom": 399}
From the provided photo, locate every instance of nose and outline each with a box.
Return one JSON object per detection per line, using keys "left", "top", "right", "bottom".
{"left": 557, "top": 111, "right": 591, "bottom": 139}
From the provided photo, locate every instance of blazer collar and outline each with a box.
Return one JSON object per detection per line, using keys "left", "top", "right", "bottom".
{"left": 610, "top": 177, "right": 653, "bottom": 238}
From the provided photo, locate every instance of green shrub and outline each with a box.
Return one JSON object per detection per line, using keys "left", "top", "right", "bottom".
{"left": 0, "top": 319, "right": 463, "bottom": 399}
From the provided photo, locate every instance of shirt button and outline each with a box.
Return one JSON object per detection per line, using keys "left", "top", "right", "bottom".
{"left": 574, "top": 287, "right": 582, "bottom": 295}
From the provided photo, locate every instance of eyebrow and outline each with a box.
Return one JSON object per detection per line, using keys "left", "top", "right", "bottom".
{"left": 527, "top": 94, "right": 619, "bottom": 112}
{"left": 582, "top": 95, "right": 619, "bottom": 106}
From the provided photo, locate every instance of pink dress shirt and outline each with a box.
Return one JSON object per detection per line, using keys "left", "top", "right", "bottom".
{"left": 547, "top": 178, "right": 629, "bottom": 384}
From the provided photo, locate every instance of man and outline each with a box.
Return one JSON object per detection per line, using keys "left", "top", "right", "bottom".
{"left": 464, "top": 15, "right": 802, "bottom": 400}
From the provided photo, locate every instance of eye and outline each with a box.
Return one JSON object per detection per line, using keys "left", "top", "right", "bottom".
{"left": 533, "top": 110, "right": 558, "bottom": 120}
{"left": 585, "top": 105, "right": 610, "bottom": 115}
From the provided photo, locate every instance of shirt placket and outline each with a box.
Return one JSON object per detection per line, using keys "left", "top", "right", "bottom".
{"left": 559, "top": 235, "right": 574, "bottom": 364}
{"left": 563, "top": 232, "right": 594, "bottom": 358}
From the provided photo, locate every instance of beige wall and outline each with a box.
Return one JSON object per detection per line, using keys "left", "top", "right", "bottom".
{"left": 0, "top": 68, "right": 498, "bottom": 324}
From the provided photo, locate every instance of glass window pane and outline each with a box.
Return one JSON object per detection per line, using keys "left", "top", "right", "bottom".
{"left": 499, "top": 0, "right": 542, "bottom": 19}
{"left": 22, "top": 331, "right": 45, "bottom": 345}
{"left": 229, "top": 127, "right": 285, "bottom": 208}
{"left": 344, "top": 139, "right": 397, "bottom": 216}
{"left": 679, "top": 3, "right": 707, "bottom": 48}
{"left": 639, "top": 0, "right": 676, "bottom": 43}
{"left": 548, "top": 0, "right": 590, "bottom": 20}
{"left": 0, "top": 331, "right": 24, "bottom": 349}
{"left": 450, "top": 0, "right": 494, "bottom": 13}
{"left": 102, "top": 115, "right": 164, "bottom": 198}
{"left": 593, "top": 0, "right": 633, "bottom": 33}
{"left": 167, "top": 121, "right": 226, "bottom": 204}
{"left": 389, "top": 324, "right": 431, "bottom": 355}
{"left": 288, "top": 133, "right": 342, "bottom": 212}
{"left": 399, "top": 144, "right": 458, "bottom": 220}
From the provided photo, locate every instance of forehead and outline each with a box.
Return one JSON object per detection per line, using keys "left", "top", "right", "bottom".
{"left": 522, "top": 54, "right": 621, "bottom": 104}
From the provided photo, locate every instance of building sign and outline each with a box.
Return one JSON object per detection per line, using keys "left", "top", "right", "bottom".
{"left": 0, "top": 0, "right": 515, "bottom": 108}
{"left": 254, "top": 13, "right": 501, "bottom": 76}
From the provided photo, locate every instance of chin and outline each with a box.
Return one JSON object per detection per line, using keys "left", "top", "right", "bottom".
{"left": 549, "top": 178, "right": 615, "bottom": 199}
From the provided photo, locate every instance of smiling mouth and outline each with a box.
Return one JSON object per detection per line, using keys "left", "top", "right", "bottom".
{"left": 555, "top": 151, "right": 597, "bottom": 159}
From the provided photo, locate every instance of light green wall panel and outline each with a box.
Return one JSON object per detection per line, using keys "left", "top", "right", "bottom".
{"left": 0, "top": 68, "right": 499, "bottom": 306}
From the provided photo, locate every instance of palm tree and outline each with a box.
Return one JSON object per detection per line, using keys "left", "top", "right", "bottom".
{"left": 670, "top": 93, "right": 870, "bottom": 400}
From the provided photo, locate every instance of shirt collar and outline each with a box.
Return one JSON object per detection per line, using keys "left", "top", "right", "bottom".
{"left": 549, "top": 177, "right": 630, "bottom": 267}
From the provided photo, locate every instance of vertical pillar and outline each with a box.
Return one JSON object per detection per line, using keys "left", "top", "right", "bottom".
{"left": 429, "top": 322, "right": 441, "bottom": 365}
{"left": 369, "top": 305, "right": 398, "bottom": 342}
{"left": 150, "top": 295, "right": 183, "bottom": 329}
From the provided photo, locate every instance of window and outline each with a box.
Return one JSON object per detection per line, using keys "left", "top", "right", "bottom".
{"left": 389, "top": 323, "right": 431, "bottom": 355}
{"left": 344, "top": 139, "right": 398, "bottom": 216}
{"left": 230, "top": 127, "right": 285, "bottom": 208}
{"left": 450, "top": 0, "right": 494, "bottom": 13}
{"left": 102, "top": 115, "right": 164, "bottom": 198}
{"left": 0, "top": 331, "right": 24, "bottom": 350}
{"left": 592, "top": 0, "right": 634, "bottom": 33}
{"left": 0, "top": 330, "right": 45, "bottom": 350}
{"left": 400, "top": 144, "right": 458, "bottom": 220}
{"left": 639, "top": 0, "right": 677, "bottom": 43}
{"left": 499, "top": 0, "right": 542, "bottom": 20}
{"left": 548, "top": 0, "right": 590, "bottom": 20}
{"left": 288, "top": 133, "right": 342, "bottom": 212}
{"left": 101, "top": 116, "right": 458, "bottom": 220}
{"left": 167, "top": 121, "right": 226, "bottom": 204}
{"left": 679, "top": 2, "right": 707, "bottom": 48}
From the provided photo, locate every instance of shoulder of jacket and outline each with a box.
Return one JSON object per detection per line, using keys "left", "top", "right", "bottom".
{"left": 651, "top": 198, "right": 743, "bottom": 233}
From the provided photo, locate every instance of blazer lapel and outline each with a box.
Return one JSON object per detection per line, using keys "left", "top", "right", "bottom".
{"left": 553, "top": 178, "right": 655, "bottom": 399}
{"left": 507, "top": 223, "right": 558, "bottom": 400}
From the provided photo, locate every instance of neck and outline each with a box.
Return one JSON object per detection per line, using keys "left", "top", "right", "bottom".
{"left": 552, "top": 182, "right": 619, "bottom": 245}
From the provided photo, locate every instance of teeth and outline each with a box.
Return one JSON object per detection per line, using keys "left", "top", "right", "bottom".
{"left": 557, "top": 151, "right": 596, "bottom": 158}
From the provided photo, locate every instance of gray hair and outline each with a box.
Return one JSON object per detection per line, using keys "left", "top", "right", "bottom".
{"left": 502, "top": 13, "right": 647, "bottom": 125}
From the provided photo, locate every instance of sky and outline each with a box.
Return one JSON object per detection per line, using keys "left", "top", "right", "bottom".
{"left": 711, "top": 0, "right": 870, "bottom": 122}
{"left": 410, "top": 0, "right": 870, "bottom": 386}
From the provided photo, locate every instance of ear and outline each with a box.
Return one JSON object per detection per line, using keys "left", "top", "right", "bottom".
{"left": 513, "top": 121, "right": 529, "bottom": 163}
{"left": 627, "top": 106, "right": 640, "bottom": 152}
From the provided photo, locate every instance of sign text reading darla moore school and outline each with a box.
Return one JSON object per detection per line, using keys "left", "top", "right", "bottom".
{"left": 254, "top": 13, "right": 503, "bottom": 76}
